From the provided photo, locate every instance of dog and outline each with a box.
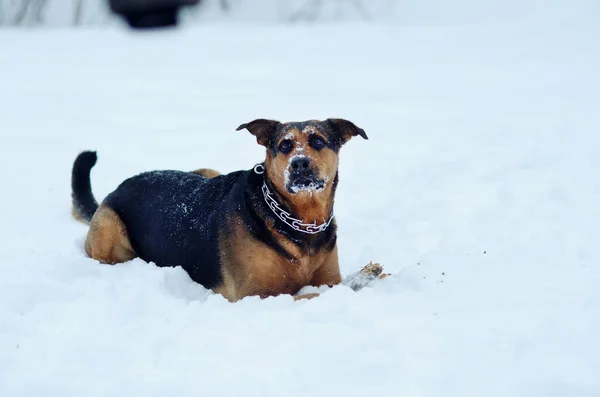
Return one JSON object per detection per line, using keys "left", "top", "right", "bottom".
{"left": 71, "top": 118, "right": 368, "bottom": 302}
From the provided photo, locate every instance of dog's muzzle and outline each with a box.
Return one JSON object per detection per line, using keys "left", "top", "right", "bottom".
{"left": 288, "top": 157, "right": 325, "bottom": 193}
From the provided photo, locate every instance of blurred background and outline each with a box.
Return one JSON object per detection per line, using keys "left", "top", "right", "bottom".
{"left": 0, "top": 0, "right": 594, "bottom": 28}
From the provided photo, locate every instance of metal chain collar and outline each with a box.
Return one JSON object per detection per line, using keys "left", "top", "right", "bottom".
{"left": 253, "top": 164, "right": 333, "bottom": 235}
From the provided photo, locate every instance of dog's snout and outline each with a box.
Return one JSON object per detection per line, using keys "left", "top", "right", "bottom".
{"left": 291, "top": 157, "right": 310, "bottom": 171}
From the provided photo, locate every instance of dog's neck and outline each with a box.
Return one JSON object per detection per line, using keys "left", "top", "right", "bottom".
{"left": 262, "top": 180, "right": 334, "bottom": 235}
{"left": 255, "top": 166, "right": 337, "bottom": 236}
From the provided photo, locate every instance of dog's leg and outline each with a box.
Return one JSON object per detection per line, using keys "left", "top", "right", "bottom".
{"left": 85, "top": 204, "right": 136, "bottom": 264}
{"left": 293, "top": 293, "right": 320, "bottom": 301}
{"left": 291, "top": 246, "right": 342, "bottom": 302}
{"left": 309, "top": 245, "right": 343, "bottom": 287}
{"left": 191, "top": 168, "right": 221, "bottom": 178}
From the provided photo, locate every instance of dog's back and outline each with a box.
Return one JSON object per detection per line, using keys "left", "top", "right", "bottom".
{"left": 104, "top": 169, "right": 246, "bottom": 288}
{"left": 71, "top": 150, "right": 250, "bottom": 288}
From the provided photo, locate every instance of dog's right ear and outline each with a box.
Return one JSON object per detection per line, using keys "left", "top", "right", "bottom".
{"left": 236, "top": 119, "right": 281, "bottom": 147}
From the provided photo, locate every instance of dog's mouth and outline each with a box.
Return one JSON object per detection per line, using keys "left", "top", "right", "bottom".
{"left": 287, "top": 175, "right": 325, "bottom": 194}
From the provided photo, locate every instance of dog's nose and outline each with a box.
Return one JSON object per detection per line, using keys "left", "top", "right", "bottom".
{"left": 290, "top": 157, "right": 310, "bottom": 171}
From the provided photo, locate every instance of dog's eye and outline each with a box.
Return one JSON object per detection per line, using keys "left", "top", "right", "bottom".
{"left": 310, "top": 136, "right": 327, "bottom": 150}
{"left": 279, "top": 140, "right": 293, "bottom": 154}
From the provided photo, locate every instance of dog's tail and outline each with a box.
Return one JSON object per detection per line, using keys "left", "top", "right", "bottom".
{"left": 71, "top": 151, "right": 100, "bottom": 224}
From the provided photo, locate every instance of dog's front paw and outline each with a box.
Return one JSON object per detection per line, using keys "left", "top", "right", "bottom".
{"left": 342, "top": 262, "right": 385, "bottom": 291}
{"left": 294, "top": 292, "right": 320, "bottom": 301}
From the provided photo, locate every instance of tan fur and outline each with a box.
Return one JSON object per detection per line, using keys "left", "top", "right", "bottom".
{"left": 84, "top": 204, "right": 136, "bottom": 264}
{"left": 213, "top": 215, "right": 340, "bottom": 302}
{"left": 294, "top": 293, "right": 320, "bottom": 301}
{"left": 308, "top": 245, "right": 342, "bottom": 287}
{"left": 291, "top": 246, "right": 343, "bottom": 301}
{"left": 191, "top": 168, "right": 221, "bottom": 178}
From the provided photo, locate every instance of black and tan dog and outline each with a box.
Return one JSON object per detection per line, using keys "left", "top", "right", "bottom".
{"left": 71, "top": 118, "right": 368, "bottom": 301}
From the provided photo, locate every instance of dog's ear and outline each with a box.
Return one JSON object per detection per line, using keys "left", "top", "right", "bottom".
{"left": 326, "top": 118, "right": 368, "bottom": 144}
{"left": 236, "top": 119, "right": 281, "bottom": 147}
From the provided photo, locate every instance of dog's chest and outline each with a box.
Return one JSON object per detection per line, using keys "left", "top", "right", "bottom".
{"left": 218, "top": 213, "right": 331, "bottom": 299}
{"left": 246, "top": 254, "right": 320, "bottom": 296}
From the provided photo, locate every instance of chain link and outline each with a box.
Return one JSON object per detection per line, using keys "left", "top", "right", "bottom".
{"left": 254, "top": 163, "right": 332, "bottom": 234}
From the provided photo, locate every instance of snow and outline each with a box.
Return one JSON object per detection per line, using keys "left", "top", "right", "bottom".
{"left": 1, "top": 2, "right": 600, "bottom": 396}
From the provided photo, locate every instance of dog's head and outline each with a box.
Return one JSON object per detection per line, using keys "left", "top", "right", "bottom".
{"left": 237, "top": 118, "right": 367, "bottom": 199}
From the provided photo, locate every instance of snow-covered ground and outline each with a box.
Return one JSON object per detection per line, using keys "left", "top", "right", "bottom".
{"left": 1, "top": 4, "right": 600, "bottom": 396}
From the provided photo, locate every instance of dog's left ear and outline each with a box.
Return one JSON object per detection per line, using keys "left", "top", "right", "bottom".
{"left": 236, "top": 119, "right": 281, "bottom": 147}
{"left": 326, "top": 118, "right": 368, "bottom": 144}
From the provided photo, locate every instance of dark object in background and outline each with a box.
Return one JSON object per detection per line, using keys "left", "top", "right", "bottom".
{"left": 108, "top": 0, "right": 202, "bottom": 29}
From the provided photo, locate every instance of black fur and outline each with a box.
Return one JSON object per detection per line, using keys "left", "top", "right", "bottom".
{"left": 104, "top": 169, "right": 245, "bottom": 288}
{"left": 71, "top": 151, "right": 100, "bottom": 223}
{"left": 71, "top": 153, "right": 337, "bottom": 289}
